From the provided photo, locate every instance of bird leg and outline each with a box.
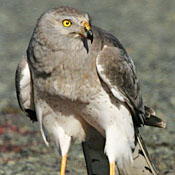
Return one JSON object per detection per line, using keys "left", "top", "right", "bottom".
{"left": 60, "top": 154, "right": 67, "bottom": 175}
{"left": 110, "top": 162, "right": 115, "bottom": 175}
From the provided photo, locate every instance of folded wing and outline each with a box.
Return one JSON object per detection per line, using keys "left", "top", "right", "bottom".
{"left": 15, "top": 55, "right": 37, "bottom": 122}
{"left": 96, "top": 45, "right": 145, "bottom": 126}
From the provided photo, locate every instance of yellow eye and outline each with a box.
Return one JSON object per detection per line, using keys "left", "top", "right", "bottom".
{"left": 62, "top": 19, "right": 72, "bottom": 27}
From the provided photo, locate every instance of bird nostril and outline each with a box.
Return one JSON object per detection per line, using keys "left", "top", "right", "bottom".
{"left": 84, "top": 27, "right": 88, "bottom": 32}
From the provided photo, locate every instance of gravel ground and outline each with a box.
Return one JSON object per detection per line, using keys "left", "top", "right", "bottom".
{"left": 0, "top": 113, "right": 87, "bottom": 175}
{"left": 0, "top": 0, "right": 175, "bottom": 174}
{"left": 0, "top": 111, "right": 174, "bottom": 175}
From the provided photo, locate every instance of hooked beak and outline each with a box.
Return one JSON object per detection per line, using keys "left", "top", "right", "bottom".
{"left": 79, "top": 21, "right": 93, "bottom": 53}
{"left": 86, "top": 30, "right": 93, "bottom": 43}
{"left": 83, "top": 22, "right": 93, "bottom": 43}
{"left": 78, "top": 22, "right": 93, "bottom": 44}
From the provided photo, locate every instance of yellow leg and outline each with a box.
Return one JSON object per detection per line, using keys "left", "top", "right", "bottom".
{"left": 110, "top": 162, "right": 115, "bottom": 175}
{"left": 60, "top": 154, "right": 67, "bottom": 175}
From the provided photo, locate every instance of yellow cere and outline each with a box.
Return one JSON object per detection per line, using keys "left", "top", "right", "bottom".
{"left": 84, "top": 22, "right": 91, "bottom": 31}
{"left": 62, "top": 19, "right": 72, "bottom": 27}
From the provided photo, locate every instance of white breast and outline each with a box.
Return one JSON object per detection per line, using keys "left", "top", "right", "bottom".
{"left": 80, "top": 88, "right": 135, "bottom": 167}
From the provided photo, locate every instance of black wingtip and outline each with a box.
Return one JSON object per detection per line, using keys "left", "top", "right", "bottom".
{"left": 145, "top": 115, "right": 166, "bottom": 128}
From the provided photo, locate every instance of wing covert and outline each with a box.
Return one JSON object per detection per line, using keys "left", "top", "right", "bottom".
{"left": 96, "top": 46, "right": 145, "bottom": 125}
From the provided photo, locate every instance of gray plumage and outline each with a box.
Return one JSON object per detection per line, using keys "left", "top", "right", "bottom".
{"left": 15, "top": 6, "right": 166, "bottom": 175}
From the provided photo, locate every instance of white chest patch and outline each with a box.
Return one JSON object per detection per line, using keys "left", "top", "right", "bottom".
{"left": 81, "top": 88, "right": 135, "bottom": 166}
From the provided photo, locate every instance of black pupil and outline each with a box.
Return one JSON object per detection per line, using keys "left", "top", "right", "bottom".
{"left": 66, "top": 21, "right": 69, "bottom": 25}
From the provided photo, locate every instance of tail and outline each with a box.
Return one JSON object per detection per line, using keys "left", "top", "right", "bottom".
{"left": 82, "top": 127, "right": 109, "bottom": 175}
{"left": 82, "top": 129, "right": 158, "bottom": 175}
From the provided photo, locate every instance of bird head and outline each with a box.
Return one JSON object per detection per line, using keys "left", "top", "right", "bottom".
{"left": 38, "top": 7, "right": 93, "bottom": 52}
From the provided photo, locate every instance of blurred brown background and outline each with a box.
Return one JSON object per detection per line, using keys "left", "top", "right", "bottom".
{"left": 0, "top": 0, "right": 174, "bottom": 174}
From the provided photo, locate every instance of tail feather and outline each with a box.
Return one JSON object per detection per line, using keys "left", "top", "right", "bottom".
{"left": 82, "top": 127, "right": 109, "bottom": 175}
{"left": 82, "top": 129, "right": 158, "bottom": 175}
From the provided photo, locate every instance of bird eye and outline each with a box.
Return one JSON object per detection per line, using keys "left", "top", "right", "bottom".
{"left": 62, "top": 19, "right": 72, "bottom": 27}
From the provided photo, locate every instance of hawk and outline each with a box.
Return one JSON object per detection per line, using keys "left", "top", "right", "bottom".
{"left": 15, "top": 6, "right": 165, "bottom": 175}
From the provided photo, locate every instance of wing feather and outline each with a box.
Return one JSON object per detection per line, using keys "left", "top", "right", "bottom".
{"left": 96, "top": 46, "right": 145, "bottom": 126}
{"left": 15, "top": 55, "right": 37, "bottom": 122}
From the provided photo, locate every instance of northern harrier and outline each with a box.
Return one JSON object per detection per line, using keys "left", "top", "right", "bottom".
{"left": 15, "top": 6, "right": 165, "bottom": 175}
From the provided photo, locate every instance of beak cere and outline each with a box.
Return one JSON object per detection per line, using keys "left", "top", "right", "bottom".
{"left": 84, "top": 22, "right": 91, "bottom": 31}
